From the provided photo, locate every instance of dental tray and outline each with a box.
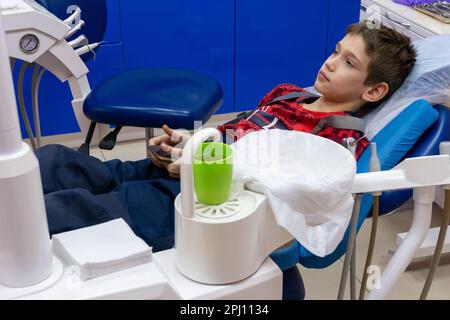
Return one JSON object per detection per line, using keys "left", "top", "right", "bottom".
{"left": 414, "top": 1, "right": 450, "bottom": 24}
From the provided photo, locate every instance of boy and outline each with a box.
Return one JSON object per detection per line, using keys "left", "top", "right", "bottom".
{"left": 150, "top": 21, "right": 416, "bottom": 177}
{"left": 37, "top": 21, "right": 416, "bottom": 251}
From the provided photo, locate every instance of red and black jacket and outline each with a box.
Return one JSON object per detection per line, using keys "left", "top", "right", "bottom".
{"left": 217, "top": 83, "right": 370, "bottom": 160}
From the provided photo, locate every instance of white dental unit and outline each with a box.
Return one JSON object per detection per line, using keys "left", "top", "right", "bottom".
{"left": 1, "top": 0, "right": 449, "bottom": 300}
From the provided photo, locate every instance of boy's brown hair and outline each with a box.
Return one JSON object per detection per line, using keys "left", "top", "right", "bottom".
{"left": 347, "top": 20, "right": 417, "bottom": 114}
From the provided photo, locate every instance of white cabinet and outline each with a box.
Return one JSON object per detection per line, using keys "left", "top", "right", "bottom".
{"left": 360, "top": 0, "right": 450, "bottom": 40}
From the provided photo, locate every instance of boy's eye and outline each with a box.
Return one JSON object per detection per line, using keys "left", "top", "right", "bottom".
{"left": 346, "top": 59, "right": 354, "bottom": 67}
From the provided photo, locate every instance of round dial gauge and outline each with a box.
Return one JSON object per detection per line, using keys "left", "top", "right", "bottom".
{"left": 20, "top": 34, "right": 40, "bottom": 54}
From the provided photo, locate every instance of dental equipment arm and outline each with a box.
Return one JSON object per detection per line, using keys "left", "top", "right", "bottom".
{"left": 0, "top": 9, "right": 53, "bottom": 287}
{"left": 1, "top": 0, "right": 108, "bottom": 144}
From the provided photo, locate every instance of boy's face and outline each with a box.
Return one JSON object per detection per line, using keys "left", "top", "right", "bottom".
{"left": 314, "top": 34, "right": 372, "bottom": 104}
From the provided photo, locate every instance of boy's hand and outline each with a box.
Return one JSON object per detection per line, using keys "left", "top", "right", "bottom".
{"left": 148, "top": 125, "right": 189, "bottom": 178}
{"left": 148, "top": 133, "right": 173, "bottom": 168}
{"left": 161, "top": 147, "right": 182, "bottom": 179}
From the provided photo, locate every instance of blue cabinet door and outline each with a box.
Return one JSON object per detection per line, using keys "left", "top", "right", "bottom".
{"left": 120, "top": 0, "right": 235, "bottom": 114}
{"left": 235, "top": 0, "right": 329, "bottom": 111}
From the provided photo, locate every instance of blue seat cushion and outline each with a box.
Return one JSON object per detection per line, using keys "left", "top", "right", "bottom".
{"left": 83, "top": 68, "right": 223, "bottom": 129}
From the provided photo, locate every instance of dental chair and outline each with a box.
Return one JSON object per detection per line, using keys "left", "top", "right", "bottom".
{"left": 272, "top": 33, "right": 450, "bottom": 299}
{"left": 35, "top": 0, "right": 224, "bottom": 155}
{"left": 7, "top": 1, "right": 449, "bottom": 300}
{"left": 272, "top": 99, "right": 448, "bottom": 299}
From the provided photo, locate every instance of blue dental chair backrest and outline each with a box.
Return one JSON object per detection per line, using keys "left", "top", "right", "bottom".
{"left": 272, "top": 99, "right": 449, "bottom": 270}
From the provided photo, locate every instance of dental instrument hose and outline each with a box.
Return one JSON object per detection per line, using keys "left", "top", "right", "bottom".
{"left": 338, "top": 137, "right": 360, "bottom": 300}
{"left": 350, "top": 235, "right": 357, "bottom": 299}
{"left": 18, "top": 62, "right": 37, "bottom": 150}
{"left": 359, "top": 143, "right": 381, "bottom": 300}
{"left": 420, "top": 189, "right": 450, "bottom": 299}
{"left": 338, "top": 194, "right": 362, "bottom": 300}
{"left": 31, "top": 64, "right": 46, "bottom": 148}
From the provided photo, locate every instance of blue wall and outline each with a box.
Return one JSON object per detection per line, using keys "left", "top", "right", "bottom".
{"left": 14, "top": 0, "right": 361, "bottom": 138}
{"left": 119, "top": 0, "right": 235, "bottom": 114}
{"left": 235, "top": 0, "right": 329, "bottom": 111}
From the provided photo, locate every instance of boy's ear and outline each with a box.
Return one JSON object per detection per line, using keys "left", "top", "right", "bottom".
{"left": 362, "top": 82, "right": 389, "bottom": 103}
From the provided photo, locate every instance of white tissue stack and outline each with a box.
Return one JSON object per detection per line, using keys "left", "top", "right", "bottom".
{"left": 52, "top": 218, "right": 152, "bottom": 281}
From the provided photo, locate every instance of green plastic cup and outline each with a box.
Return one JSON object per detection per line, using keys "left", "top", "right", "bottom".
{"left": 193, "top": 142, "right": 233, "bottom": 205}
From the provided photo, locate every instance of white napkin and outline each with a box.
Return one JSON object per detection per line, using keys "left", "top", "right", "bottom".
{"left": 52, "top": 218, "right": 152, "bottom": 280}
{"left": 232, "top": 130, "right": 356, "bottom": 257}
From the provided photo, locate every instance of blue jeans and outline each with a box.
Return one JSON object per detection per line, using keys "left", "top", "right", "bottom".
{"left": 35, "top": 144, "right": 180, "bottom": 252}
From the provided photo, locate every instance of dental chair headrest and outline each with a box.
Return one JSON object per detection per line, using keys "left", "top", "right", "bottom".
{"left": 364, "top": 34, "right": 450, "bottom": 140}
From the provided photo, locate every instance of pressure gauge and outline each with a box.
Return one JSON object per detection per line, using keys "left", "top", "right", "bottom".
{"left": 20, "top": 34, "right": 40, "bottom": 54}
